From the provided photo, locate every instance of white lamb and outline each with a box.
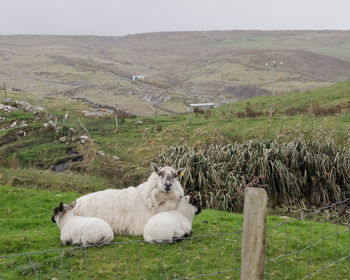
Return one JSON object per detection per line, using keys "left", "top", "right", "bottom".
{"left": 51, "top": 201, "right": 114, "bottom": 246}
{"left": 143, "top": 195, "right": 201, "bottom": 243}
{"left": 71, "top": 163, "right": 185, "bottom": 236}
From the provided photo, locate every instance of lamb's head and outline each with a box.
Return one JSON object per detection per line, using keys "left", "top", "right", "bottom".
{"left": 51, "top": 201, "right": 76, "bottom": 223}
{"left": 184, "top": 195, "right": 201, "bottom": 215}
{"left": 151, "top": 163, "right": 185, "bottom": 193}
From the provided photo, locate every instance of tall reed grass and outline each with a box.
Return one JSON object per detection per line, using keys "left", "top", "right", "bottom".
{"left": 158, "top": 139, "right": 350, "bottom": 211}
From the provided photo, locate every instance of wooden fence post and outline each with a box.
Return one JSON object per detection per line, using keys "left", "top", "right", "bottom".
{"left": 240, "top": 187, "right": 268, "bottom": 280}
{"left": 154, "top": 110, "right": 158, "bottom": 132}
{"left": 4, "top": 83, "right": 7, "bottom": 100}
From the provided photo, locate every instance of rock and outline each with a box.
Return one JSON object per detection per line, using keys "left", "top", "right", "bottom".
{"left": 15, "top": 101, "right": 34, "bottom": 112}
{"left": 34, "top": 106, "right": 45, "bottom": 112}
{"left": 82, "top": 110, "right": 103, "bottom": 117}
{"left": 0, "top": 104, "right": 17, "bottom": 112}
{"left": 69, "top": 128, "right": 76, "bottom": 134}
{"left": 10, "top": 121, "right": 17, "bottom": 128}
{"left": 64, "top": 112, "right": 69, "bottom": 120}
{"left": 135, "top": 120, "right": 143, "bottom": 125}
{"left": 80, "top": 135, "right": 89, "bottom": 144}
{"left": 97, "top": 151, "right": 106, "bottom": 156}
{"left": 113, "top": 155, "right": 120, "bottom": 161}
{"left": 18, "top": 130, "right": 26, "bottom": 137}
{"left": 59, "top": 136, "right": 67, "bottom": 142}
{"left": 44, "top": 120, "right": 56, "bottom": 128}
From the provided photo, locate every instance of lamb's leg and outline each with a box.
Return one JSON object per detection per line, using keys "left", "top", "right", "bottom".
{"left": 61, "top": 240, "right": 72, "bottom": 246}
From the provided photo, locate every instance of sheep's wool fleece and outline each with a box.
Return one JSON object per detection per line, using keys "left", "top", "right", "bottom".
{"left": 59, "top": 215, "right": 114, "bottom": 247}
{"left": 143, "top": 197, "right": 196, "bottom": 243}
{"left": 72, "top": 172, "right": 184, "bottom": 236}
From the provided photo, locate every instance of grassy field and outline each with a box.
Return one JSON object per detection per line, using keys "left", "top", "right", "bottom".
{"left": 0, "top": 185, "right": 349, "bottom": 279}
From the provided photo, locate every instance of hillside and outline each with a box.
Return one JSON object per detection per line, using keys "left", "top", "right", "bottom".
{"left": 0, "top": 82, "right": 349, "bottom": 199}
{"left": 1, "top": 30, "right": 350, "bottom": 115}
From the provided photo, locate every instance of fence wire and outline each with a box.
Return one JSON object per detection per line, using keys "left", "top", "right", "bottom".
{"left": 1, "top": 199, "right": 349, "bottom": 279}
{"left": 0, "top": 230, "right": 242, "bottom": 280}
{"left": 265, "top": 197, "right": 350, "bottom": 279}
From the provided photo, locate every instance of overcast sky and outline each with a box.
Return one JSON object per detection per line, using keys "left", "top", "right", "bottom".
{"left": 1, "top": 0, "right": 350, "bottom": 36}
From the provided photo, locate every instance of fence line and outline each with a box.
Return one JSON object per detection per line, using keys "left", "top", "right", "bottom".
{"left": 265, "top": 196, "right": 350, "bottom": 279}
{"left": 1, "top": 199, "right": 349, "bottom": 279}
{"left": 300, "top": 256, "right": 350, "bottom": 280}
{"left": 0, "top": 230, "right": 243, "bottom": 280}
{"left": 266, "top": 228, "right": 349, "bottom": 263}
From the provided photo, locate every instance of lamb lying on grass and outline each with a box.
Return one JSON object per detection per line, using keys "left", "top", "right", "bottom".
{"left": 143, "top": 195, "right": 201, "bottom": 243}
{"left": 51, "top": 201, "right": 114, "bottom": 246}
{"left": 71, "top": 163, "right": 185, "bottom": 236}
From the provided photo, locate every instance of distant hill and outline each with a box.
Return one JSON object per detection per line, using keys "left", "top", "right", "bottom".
{"left": 1, "top": 30, "right": 350, "bottom": 115}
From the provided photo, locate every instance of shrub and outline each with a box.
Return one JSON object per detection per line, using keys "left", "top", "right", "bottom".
{"left": 245, "top": 106, "right": 264, "bottom": 118}
{"left": 314, "top": 105, "right": 341, "bottom": 116}
{"left": 157, "top": 140, "right": 350, "bottom": 211}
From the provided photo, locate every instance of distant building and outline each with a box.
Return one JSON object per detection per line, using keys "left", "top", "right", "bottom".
{"left": 187, "top": 103, "right": 215, "bottom": 112}
{"left": 132, "top": 75, "right": 145, "bottom": 81}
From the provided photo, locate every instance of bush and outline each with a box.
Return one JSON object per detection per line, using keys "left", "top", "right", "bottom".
{"left": 157, "top": 140, "right": 350, "bottom": 211}
{"left": 314, "top": 105, "right": 341, "bottom": 116}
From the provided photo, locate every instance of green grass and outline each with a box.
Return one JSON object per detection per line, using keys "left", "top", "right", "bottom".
{"left": 0, "top": 186, "right": 349, "bottom": 279}
{"left": 0, "top": 168, "right": 113, "bottom": 194}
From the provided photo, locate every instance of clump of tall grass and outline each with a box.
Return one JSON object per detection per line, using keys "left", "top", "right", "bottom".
{"left": 157, "top": 139, "right": 350, "bottom": 211}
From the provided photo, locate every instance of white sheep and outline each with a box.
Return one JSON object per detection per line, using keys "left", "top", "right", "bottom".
{"left": 143, "top": 195, "right": 201, "bottom": 243}
{"left": 51, "top": 201, "right": 114, "bottom": 246}
{"left": 71, "top": 163, "right": 185, "bottom": 236}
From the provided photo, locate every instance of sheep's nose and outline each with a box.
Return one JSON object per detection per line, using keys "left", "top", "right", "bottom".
{"left": 165, "top": 182, "right": 172, "bottom": 190}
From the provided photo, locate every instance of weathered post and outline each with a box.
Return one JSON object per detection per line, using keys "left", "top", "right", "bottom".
{"left": 154, "top": 109, "right": 158, "bottom": 132}
{"left": 115, "top": 115, "right": 119, "bottom": 132}
{"left": 240, "top": 187, "right": 268, "bottom": 280}
{"left": 4, "top": 83, "right": 7, "bottom": 100}
{"left": 309, "top": 100, "right": 312, "bottom": 117}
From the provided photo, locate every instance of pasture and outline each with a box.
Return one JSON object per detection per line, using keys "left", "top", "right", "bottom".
{"left": 0, "top": 186, "right": 349, "bottom": 279}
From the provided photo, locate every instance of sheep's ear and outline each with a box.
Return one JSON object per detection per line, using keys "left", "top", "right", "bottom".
{"left": 69, "top": 200, "right": 76, "bottom": 210}
{"left": 151, "top": 162, "right": 160, "bottom": 174}
{"left": 176, "top": 168, "right": 186, "bottom": 178}
{"left": 58, "top": 202, "right": 64, "bottom": 212}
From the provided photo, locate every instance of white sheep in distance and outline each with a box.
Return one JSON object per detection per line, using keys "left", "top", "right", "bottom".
{"left": 71, "top": 163, "right": 185, "bottom": 236}
{"left": 143, "top": 195, "right": 201, "bottom": 243}
{"left": 51, "top": 201, "right": 114, "bottom": 246}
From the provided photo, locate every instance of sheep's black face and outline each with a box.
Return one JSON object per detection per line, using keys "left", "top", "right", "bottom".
{"left": 51, "top": 206, "right": 60, "bottom": 223}
{"left": 51, "top": 202, "right": 67, "bottom": 223}
{"left": 152, "top": 163, "right": 185, "bottom": 192}
{"left": 190, "top": 196, "right": 202, "bottom": 215}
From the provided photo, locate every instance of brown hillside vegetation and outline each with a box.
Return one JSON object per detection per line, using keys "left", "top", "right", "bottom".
{"left": 1, "top": 30, "right": 350, "bottom": 115}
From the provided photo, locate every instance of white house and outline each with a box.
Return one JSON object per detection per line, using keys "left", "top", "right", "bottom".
{"left": 187, "top": 103, "right": 215, "bottom": 112}
{"left": 132, "top": 75, "right": 145, "bottom": 81}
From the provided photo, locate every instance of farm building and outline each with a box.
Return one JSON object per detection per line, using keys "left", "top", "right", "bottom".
{"left": 187, "top": 103, "right": 215, "bottom": 112}
{"left": 132, "top": 75, "right": 145, "bottom": 81}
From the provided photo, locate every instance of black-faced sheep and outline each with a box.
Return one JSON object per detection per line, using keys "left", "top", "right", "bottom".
{"left": 52, "top": 202, "right": 114, "bottom": 246}
{"left": 71, "top": 163, "right": 185, "bottom": 236}
{"left": 143, "top": 195, "right": 201, "bottom": 243}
